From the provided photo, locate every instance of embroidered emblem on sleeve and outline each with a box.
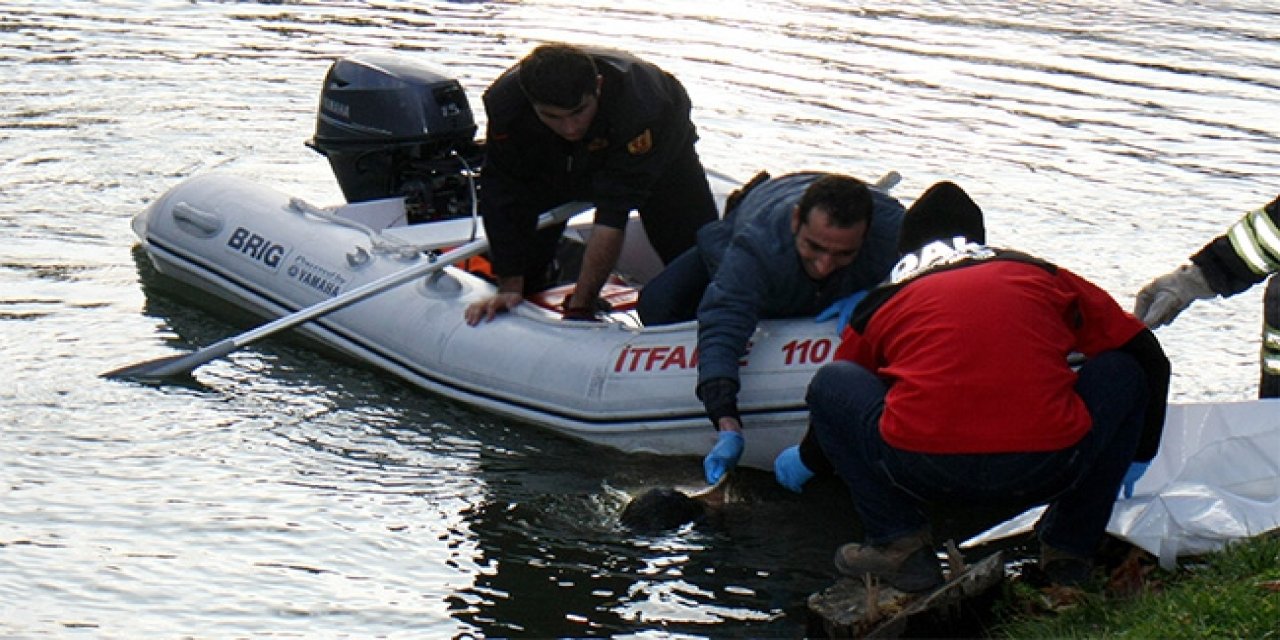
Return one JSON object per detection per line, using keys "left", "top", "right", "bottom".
{"left": 626, "top": 129, "right": 653, "bottom": 155}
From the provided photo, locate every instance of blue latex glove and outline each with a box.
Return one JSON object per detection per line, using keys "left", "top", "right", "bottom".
{"left": 773, "top": 445, "right": 814, "bottom": 493}
{"left": 704, "top": 430, "right": 744, "bottom": 485}
{"left": 815, "top": 289, "right": 869, "bottom": 334}
{"left": 1121, "top": 461, "right": 1150, "bottom": 499}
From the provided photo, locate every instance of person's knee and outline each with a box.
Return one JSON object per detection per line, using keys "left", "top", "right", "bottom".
{"left": 1078, "top": 351, "right": 1148, "bottom": 446}
{"left": 1093, "top": 349, "right": 1143, "bottom": 375}
{"left": 806, "top": 361, "right": 882, "bottom": 431}
{"left": 1080, "top": 351, "right": 1145, "bottom": 397}
{"left": 637, "top": 249, "right": 705, "bottom": 325}
{"left": 808, "top": 361, "right": 874, "bottom": 397}
{"left": 637, "top": 290, "right": 679, "bottom": 325}
{"left": 806, "top": 361, "right": 854, "bottom": 407}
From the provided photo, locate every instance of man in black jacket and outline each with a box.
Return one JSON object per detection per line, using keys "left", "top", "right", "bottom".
{"left": 464, "top": 43, "right": 717, "bottom": 324}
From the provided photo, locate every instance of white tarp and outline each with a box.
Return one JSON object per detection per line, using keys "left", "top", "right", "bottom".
{"left": 963, "top": 400, "right": 1280, "bottom": 569}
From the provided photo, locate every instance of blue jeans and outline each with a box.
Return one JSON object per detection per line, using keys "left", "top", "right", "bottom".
{"left": 808, "top": 351, "right": 1147, "bottom": 557}
{"left": 636, "top": 246, "right": 710, "bottom": 326}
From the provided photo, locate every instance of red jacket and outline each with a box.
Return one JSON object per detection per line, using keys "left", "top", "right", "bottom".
{"left": 835, "top": 257, "right": 1146, "bottom": 454}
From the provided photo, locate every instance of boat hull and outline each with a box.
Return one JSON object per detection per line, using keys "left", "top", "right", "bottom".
{"left": 133, "top": 173, "right": 847, "bottom": 469}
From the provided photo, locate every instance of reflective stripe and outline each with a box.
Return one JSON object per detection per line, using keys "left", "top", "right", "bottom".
{"left": 1265, "top": 324, "right": 1280, "bottom": 351}
{"left": 1250, "top": 208, "right": 1280, "bottom": 267}
{"left": 1227, "top": 209, "right": 1280, "bottom": 275}
{"left": 1264, "top": 352, "right": 1280, "bottom": 375}
{"left": 1264, "top": 321, "right": 1280, "bottom": 375}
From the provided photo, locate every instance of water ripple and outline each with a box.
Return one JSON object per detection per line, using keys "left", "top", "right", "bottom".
{"left": 2, "top": 0, "right": 1278, "bottom": 636}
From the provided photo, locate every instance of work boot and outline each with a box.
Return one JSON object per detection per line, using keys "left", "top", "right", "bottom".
{"left": 833, "top": 530, "right": 944, "bottom": 593}
{"left": 1040, "top": 544, "right": 1093, "bottom": 587}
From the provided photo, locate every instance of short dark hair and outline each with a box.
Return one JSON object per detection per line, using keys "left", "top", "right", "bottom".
{"left": 796, "top": 174, "right": 873, "bottom": 227}
{"left": 516, "top": 43, "right": 599, "bottom": 108}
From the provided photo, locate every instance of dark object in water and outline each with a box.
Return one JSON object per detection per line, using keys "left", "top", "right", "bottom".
{"left": 619, "top": 487, "right": 710, "bottom": 532}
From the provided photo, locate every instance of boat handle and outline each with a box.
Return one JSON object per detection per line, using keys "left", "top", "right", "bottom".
{"left": 346, "top": 246, "right": 371, "bottom": 267}
{"left": 171, "top": 201, "right": 224, "bottom": 237}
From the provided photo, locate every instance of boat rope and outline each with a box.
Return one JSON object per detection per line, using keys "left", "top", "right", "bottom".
{"left": 286, "top": 197, "right": 434, "bottom": 262}
{"left": 285, "top": 151, "right": 483, "bottom": 264}
{"left": 449, "top": 148, "right": 482, "bottom": 244}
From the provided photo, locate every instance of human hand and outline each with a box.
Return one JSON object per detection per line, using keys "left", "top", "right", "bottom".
{"left": 1121, "top": 461, "right": 1150, "bottom": 499}
{"left": 815, "top": 289, "right": 868, "bottom": 334}
{"left": 1133, "top": 264, "right": 1214, "bottom": 328}
{"left": 703, "top": 430, "right": 744, "bottom": 485}
{"left": 561, "top": 306, "right": 602, "bottom": 322}
{"left": 561, "top": 294, "right": 609, "bottom": 322}
{"left": 464, "top": 292, "right": 523, "bottom": 326}
{"left": 773, "top": 445, "right": 814, "bottom": 493}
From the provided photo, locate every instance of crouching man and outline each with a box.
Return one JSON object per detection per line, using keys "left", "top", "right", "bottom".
{"left": 800, "top": 181, "right": 1170, "bottom": 591}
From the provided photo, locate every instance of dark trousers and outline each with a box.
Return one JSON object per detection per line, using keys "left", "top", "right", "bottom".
{"left": 636, "top": 141, "right": 718, "bottom": 265}
{"left": 635, "top": 246, "right": 709, "bottom": 325}
{"left": 808, "top": 351, "right": 1147, "bottom": 557}
{"left": 519, "top": 141, "right": 716, "bottom": 295}
{"left": 1261, "top": 276, "right": 1280, "bottom": 398}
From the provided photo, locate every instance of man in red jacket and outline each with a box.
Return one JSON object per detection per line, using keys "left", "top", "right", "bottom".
{"left": 800, "top": 182, "right": 1170, "bottom": 591}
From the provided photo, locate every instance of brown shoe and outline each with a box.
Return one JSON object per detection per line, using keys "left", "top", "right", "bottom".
{"left": 834, "top": 530, "right": 944, "bottom": 593}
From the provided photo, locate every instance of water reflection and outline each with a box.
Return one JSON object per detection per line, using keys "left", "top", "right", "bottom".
{"left": 449, "top": 442, "right": 855, "bottom": 636}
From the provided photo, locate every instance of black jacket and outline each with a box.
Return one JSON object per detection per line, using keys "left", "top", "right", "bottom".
{"left": 1191, "top": 195, "right": 1280, "bottom": 296}
{"left": 480, "top": 48, "right": 697, "bottom": 279}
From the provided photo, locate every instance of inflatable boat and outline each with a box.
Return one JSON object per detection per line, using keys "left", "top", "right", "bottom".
{"left": 129, "top": 170, "right": 854, "bottom": 469}
{"left": 123, "top": 53, "right": 857, "bottom": 470}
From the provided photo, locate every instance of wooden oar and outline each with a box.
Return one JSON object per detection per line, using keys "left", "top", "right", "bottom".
{"left": 104, "top": 200, "right": 591, "bottom": 382}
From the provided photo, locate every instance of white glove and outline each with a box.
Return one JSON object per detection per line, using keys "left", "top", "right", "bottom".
{"left": 1133, "top": 264, "right": 1215, "bottom": 328}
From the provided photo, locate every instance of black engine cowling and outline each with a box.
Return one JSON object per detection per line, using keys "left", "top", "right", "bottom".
{"left": 307, "top": 53, "right": 484, "bottom": 223}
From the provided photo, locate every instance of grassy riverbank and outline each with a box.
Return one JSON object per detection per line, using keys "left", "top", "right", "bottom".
{"left": 993, "top": 532, "right": 1280, "bottom": 638}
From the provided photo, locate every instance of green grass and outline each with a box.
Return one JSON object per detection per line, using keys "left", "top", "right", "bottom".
{"left": 993, "top": 532, "right": 1280, "bottom": 638}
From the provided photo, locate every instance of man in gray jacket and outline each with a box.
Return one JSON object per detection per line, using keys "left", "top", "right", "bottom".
{"left": 637, "top": 171, "right": 904, "bottom": 485}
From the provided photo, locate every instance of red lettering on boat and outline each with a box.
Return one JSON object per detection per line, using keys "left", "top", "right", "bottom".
{"left": 613, "top": 344, "right": 699, "bottom": 372}
{"left": 645, "top": 346, "right": 670, "bottom": 370}
{"left": 660, "top": 346, "right": 688, "bottom": 370}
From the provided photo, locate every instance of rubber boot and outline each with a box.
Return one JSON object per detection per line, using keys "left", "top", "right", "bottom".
{"left": 833, "top": 529, "right": 944, "bottom": 593}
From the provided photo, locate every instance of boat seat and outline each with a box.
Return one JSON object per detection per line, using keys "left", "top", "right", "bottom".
{"left": 529, "top": 279, "right": 640, "bottom": 316}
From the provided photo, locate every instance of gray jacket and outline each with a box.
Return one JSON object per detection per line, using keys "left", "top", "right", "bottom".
{"left": 696, "top": 172, "right": 904, "bottom": 386}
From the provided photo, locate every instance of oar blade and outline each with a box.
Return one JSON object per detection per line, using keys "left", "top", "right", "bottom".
{"left": 101, "top": 340, "right": 236, "bottom": 382}
{"left": 100, "top": 353, "right": 201, "bottom": 383}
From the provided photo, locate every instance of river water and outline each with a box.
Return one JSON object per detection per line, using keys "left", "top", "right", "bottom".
{"left": 2, "top": 1, "right": 1277, "bottom": 637}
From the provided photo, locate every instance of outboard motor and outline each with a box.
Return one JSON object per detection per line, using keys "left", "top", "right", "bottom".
{"left": 307, "top": 53, "right": 484, "bottom": 223}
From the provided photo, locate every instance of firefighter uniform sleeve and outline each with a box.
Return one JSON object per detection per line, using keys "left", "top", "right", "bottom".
{"left": 1190, "top": 195, "right": 1280, "bottom": 297}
